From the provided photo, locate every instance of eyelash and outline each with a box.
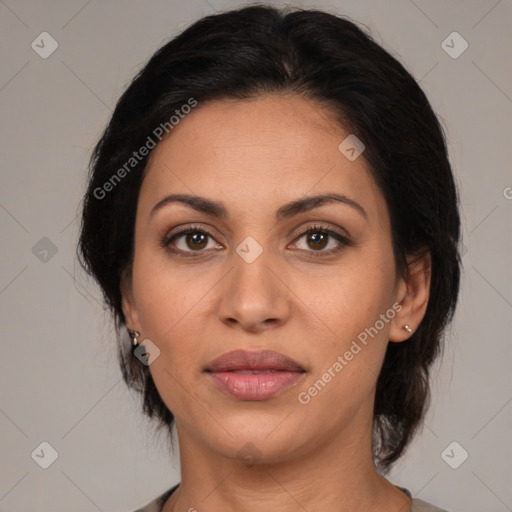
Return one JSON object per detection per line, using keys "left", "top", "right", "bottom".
{"left": 160, "top": 224, "right": 352, "bottom": 259}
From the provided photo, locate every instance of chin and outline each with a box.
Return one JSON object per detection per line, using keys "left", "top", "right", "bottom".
{"left": 201, "top": 410, "right": 311, "bottom": 464}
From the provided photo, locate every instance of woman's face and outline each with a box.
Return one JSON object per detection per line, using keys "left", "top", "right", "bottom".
{"left": 122, "top": 94, "right": 420, "bottom": 464}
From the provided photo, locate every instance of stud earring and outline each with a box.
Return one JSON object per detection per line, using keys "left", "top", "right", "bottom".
{"left": 402, "top": 325, "right": 413, "bottom": 333}
{"left": 128, "top": 329, "right": 140, "bottom": 347}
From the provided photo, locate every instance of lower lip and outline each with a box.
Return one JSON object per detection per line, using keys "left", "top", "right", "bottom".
{"left": 207, "top": 370, "right": 304, "bottom": 400}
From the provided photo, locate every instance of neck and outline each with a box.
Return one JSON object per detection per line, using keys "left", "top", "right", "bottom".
{"left": 163, "top": 420, "right": 410, "bottom": 512}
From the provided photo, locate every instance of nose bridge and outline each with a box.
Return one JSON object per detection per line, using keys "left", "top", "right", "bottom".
{"left": 217, "top": 240, "right": 289, "bottom": 330}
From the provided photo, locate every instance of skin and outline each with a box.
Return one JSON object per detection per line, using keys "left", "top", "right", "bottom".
{"left": 121, "top": 93, "right": 431, "bottom": 512}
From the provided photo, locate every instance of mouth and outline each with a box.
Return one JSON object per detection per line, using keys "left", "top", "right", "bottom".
{"left": 205, "top": 349, "right": 306, "bottom": 401}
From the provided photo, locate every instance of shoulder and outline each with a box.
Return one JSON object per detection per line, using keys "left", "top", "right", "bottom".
{"left": 130, "top": 483, "right": 179, "bottom": 512}
{"left": 411, "top": 497, "right": 451, "bottom": 512}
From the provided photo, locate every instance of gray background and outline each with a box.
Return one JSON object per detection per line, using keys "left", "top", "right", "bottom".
{"left": 0, "top": 0, "right": 511, "bottom": 511}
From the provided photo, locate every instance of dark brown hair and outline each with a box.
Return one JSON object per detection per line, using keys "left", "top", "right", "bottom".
{"left": 77, "top": 4, "right": 461, "bottom": 471}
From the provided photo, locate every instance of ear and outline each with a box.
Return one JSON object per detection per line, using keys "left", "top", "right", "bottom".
{"left": 120, "top": 266, "right": 142, "bottom": 333}
{"left": 389, "top": 249, "right": 431, "bottom": 343}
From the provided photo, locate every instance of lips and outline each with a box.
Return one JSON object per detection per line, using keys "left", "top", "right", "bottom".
{"left": 205, "top": 349, "right": 304, "bottom": 373}
{"left": 205, "top": 349, "right": 305, "bottom": 401}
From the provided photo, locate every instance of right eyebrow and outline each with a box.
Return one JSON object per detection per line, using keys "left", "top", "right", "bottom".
{"left": 150, "top": 193, "right": 228, "bottom": 219}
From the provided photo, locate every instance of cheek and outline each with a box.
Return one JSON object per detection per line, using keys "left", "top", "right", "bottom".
{"left": 131, "top": 244, "right": 218, "bottom": 341}
{"left": 295, "top": 268, "right": 395, "bottom": 422}
{"left": 304, "top": 250, "right": 396, "bottom": 343}
{"left": 131, "top": 263, "right": 211, "bottom": 412}
{"left": 293, "top": 251, "right": 396, "bottom": 415}
{"left": 130, "top": 253, "right": 224, "bottom": 410}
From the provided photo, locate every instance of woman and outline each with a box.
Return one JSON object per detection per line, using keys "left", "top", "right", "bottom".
{"left": 78, "top": 5, "right": 461, "bottom": 512}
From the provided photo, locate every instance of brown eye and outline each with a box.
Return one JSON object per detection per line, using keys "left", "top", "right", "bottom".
{"left": 184, "top": 231, "right": 208, "bottom": 250}
{"left": 162, "top": 226, "right": 220, "bottom": 256}
{"left": 306, "top": 232, "right": 329, "bottom": 250}
{"left": 292, "top": 225, "right": 352, "bottom": 257}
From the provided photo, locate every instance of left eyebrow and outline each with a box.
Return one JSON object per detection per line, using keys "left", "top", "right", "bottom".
{"left": 149, "top": 192, "right": 368, "bottom": 222}
{"left": 275, "top": 193, "right": 368, "bottom": 222}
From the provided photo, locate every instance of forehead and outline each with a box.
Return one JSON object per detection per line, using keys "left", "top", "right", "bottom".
{"left": 139, "top": 94, "right": 386, "bottom": 223}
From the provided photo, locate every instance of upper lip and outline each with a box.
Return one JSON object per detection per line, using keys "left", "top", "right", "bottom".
{"left": 205, "top": 349, "right": 305, "bottom": 372}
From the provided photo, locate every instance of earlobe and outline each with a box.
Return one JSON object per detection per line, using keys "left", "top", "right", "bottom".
{"left": 389, "top": 250, "right": 431, "bottom": 343}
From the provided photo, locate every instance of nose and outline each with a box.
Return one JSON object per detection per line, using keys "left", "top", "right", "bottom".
{"left": 217, "top": 249, "right": 291, "bottom": 333}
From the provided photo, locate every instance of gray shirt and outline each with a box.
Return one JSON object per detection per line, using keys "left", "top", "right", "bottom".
{"left": 131, "top": 484, "right": 450, "bottom": 511}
